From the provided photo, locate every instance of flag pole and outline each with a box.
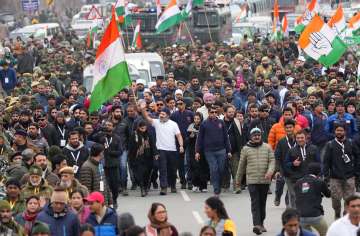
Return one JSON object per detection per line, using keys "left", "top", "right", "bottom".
{"left": 204, "top": 7, "right": 213, "bottom": 42}
{"left": 184, "top": 21, "right": 195, "bottom": 46}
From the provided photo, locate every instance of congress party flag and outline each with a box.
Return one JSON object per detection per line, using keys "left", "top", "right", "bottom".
{"left": 132, "top": 20, "right": 142, "bottom": 49}
{"left": 155, "top": 0, "right": 183, "bottom": 33}
{"left": 328, "top": 4, "right": 346, "bottom": 35}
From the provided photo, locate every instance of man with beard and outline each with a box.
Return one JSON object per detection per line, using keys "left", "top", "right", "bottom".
{"left": 6, "top": 152, "right": 28, "bottom": 180}
{"left": 63, "top": 131, "right": 89, "bottom": 179}
{"left": 174, "top": 58, "right": 190, "bottom": 82}
{"left": 58, "top": 166, "right": 88, "bottom": 198}
{"left": 3, "top": 178, "right": 25, "bottom": 216}
{"left": 27, "top": 123, "right": 49, "bottom": 154}
{"left": 323, "top": 123, "right": 359, "bottom": 219}
{"left": 33, "top": 82, "right": 48, "bottom": 108}
{"left": 14, "top": 110, "right": 32, "bottom": 131}
{"left": 184, "top": 77, "right": 202, "bottom": 98}
{"left": 60, "top": 102, "right": 71, "bottom": 122}
{"left": 236, "top": 128, "right": 275, "bottom": 234}
{"left": 20, "top": 153, "right": 59, "bottom": 187}
{"left": 141, "top": 103, "right": 184, "bottom": 195}
{"left": 53, "top": 112, "right": 69, "bottom": 148}
{"left": 66, "top": 106, "right": 82, "bottom": 130}
{"left": 38, "top": 113, "right": 57, "bottom": 147}
{"left": 0, "top": 200, "right": 25, "bottom": 235}
{"left": 255, "top": 57, "right": 273, "bottom": 80}
{"left": 94, "top": 120, "right": 122, "bottom": 205}
{"left": 21, "top": 165, "right": 53, "bottom": 202}
{"left": 197, "top": 93, "right": 215, "bottom": 120}
{"left": 12, "top": 129, "right": 39, "bottom": 153}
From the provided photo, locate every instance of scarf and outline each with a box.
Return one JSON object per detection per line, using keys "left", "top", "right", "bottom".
{"left": 148, "top": 212, "right": 173, "bottom": 236}
{"left": 23, "top": 211, "right": 38, "bottom": 234}
{"left": 247, "top": 140, "right": 263, "bottom": 148}
{"left": 135, "top": 132, "right": 150, "bottom": 158}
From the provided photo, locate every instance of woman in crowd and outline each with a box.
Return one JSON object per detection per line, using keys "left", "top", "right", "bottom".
{"left": 15, "top": 195, "right": 41, "bottom": 235}
{"left": 69, "top": 189, "right": 91, "bottom": 224}
{"left": 128, "top": 120, "right": 157, "bottom": 197}
{"left": 199, "top": 226, "right": 216, "bottom": 236}
{"left": 146, "top": 203, "right": 178, "bottom": 236}
{"left": 80, "top": 224, "right": 95, "bottom": 236}
{"left": 204, "top": 197, "right": 236, "bottom": 236}
{"left": 187, "top": 112, "right": 208, "bottom": 192}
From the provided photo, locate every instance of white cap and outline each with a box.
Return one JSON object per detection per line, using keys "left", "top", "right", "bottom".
{"left": 136, "top": 79, "right": 146, "bottom": 85}
{"left": 175, "top": 89, "right": 183, "bottom": 95}
{"left": 286, "top": 77, "right": 294, "bottom": 85}
{"left": 148, "top": 82, "right": 156, "bottom": 88}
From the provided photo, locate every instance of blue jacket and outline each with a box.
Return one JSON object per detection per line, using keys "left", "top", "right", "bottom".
{"left": 310, "top": 112, "right": 331, "bottom": 146}
{"left": 326, "top": 113, "right": 358, "bottom": 138}
{"left": 196, "top": 118, "right": 231, "bottom": 153}
{"left": 170, "top": 109, "right": 194, "bottom": 139}
{"left": 36, "top": 204, "right": 80, "bottom": 236}
{"left": 86, "top": 207, "right": 119, "bottom": 236}
{"left": 277, "top": 228, "right": 316, "bottom": 236}
{"left": 0, "top": 68, "right": 17, "bottom": 91}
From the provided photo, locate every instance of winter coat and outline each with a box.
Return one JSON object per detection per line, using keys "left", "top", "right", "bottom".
{"left": 58, "top": 178, "right": 89, "bottom": 198}
{"left": 86, "top": 207, "right": 119, "bottom": 236}
{"left": 277, "top": 228, "right": 316, "bottom": 236}
{"left": 0, "top": 220, "right": 25, "bottom": 236}
{"left": 93, "top": 132, "right": 122, "bottom": 168}
{"left": 63, "top": 142, "right": 89, "bottom": 177}
{"left": 20, "top": 169, "right": 60, "bottom": 188}
{"left": 79, "top": 157, "right": 112, "bottom": 205}
{"left": 236, "top": 142, "right": 275, "bottom": 185}
{"left": 71, "top": 206, "right": 91, "bottom": 224}
{"left": 3, "top": 197, "right": 26, "bottom": 216}
{"left": 36, "top": 204, "right": 80, "bottom": 236}
{"left": 21, "top": 179, "right": 53, "bottom": 201}
{"left": 0, "top": 67, "right": 17, "bottom": 92}
{"left": 268, "top": 119, "right": 302, "bottom": 150}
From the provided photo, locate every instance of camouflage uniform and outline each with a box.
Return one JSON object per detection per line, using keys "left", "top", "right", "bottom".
{"left": 21, "top": 180, "right": 53, "bottom": 201}
{"left": 329, "top": 177, "right": 356, "bottom": 217}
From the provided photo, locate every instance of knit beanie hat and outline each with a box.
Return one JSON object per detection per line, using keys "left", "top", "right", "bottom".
{"left": 51, "top": 189, "right": 68, "bottom": 204}
{"left": 5, "top": 178, "right": 21, "bottom": 188}
{"left": 31, "top": 221, "right": 50, "bottom": 235}
{"left": 0, "top": 200, "right": 11, "bottom": 211}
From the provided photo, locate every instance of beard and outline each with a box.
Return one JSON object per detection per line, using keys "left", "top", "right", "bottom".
{"left": 60, "top": 180, "right": 72, "bottom": 188}
{"left": 160, "top": 117, "right": 169, "bottom": 123}
{"left": 113, "top": 115, "right": 122, "bottom": 120}
{"left": 30, "top": 179, "right": 41, "bottom": 187}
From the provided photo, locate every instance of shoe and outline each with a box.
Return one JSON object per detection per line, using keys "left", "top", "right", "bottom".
{"left": 222, "top": 188, "right": 229, "bottom": 193}
{"left": 153, "top": 182, "right": 158, "bottom": 190}
{"left": 260, "top": 225, "right": 267, "bottom": 232}
{"left": 274, "top": 199, "right": 280, "bottom": 206}
{"left": 192, "top": 186, "right": 199, "bottom": 192}
{"left": 200, "top": 189, "right": 208, "bottom": 193}
{"left": 160, "top": 188, "right": 167, "bottom": 195}
{"left": 187, "top": 183, "right": 193, "bottom": 190}
{"left": 122, "top": 190, "right": 129, "bottom": 196}
{"left": 253, "top": 226, "right": 262, "bottom": 235}
{"left": 171, "top": 187, "right": 177, "bottom": 193}
{"left": 181, "top": 184, "right": 186, "bottom": 189}
{"left": 233, "top": 189, "right": 242, "bottom": 194}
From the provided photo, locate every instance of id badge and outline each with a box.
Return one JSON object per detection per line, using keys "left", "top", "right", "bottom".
{"left": 104, "top": 143, "right": 109, "bottom": 149}
{"left": 73, "top": 165, "right": 79, "bottom": 173}
{"left": 100, "top": 181, "right": 104, "bottom": 192}
{"left": 343, "top": 154, "right": 351, "bottom": 163}
{"left": 60, "top": 139, "right": 66, "bottom": 147}
{"left": 4, "top": 77, "right": 9, "bottom": 84}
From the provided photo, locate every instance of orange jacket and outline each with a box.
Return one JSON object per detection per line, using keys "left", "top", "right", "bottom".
{"left": 268, "top": 120, "right": 302, "bottom": 150}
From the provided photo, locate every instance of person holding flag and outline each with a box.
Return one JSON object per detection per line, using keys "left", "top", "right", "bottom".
{"left": 132, "top": 20, "right": 142, "bottom": 49}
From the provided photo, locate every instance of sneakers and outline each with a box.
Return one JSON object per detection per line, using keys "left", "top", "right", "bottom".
{"left": 253, "top": 226, "right": 262, "bottom": 235}
{"left": 192, "top": 186, "right": 200, "bottom": 192}
{"left": 160, "top": 188, "right": 167, "bottom": 195}
{"left": 200, "top": 188, "right": 208, "bottom": 193}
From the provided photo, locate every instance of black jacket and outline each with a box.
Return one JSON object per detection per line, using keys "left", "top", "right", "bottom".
{"left": 323, "top": 138, "right": 360, "bottom": 179}
{"left": 285, "top": 144, "right": 320, "bottom": 181}
{"left": 94, "top": 132, "right": 122, "bottom": 168}
{"left": 227, "top": 120, "right": 246, "bottom": 154}
{"left": 63, "top": 142, "right": 89, "bottom": 178}
{"left": 294, "top": 175, "right": 331, "bottom": 217}
{"left": 274, "top": 136, "right": 295, "bottom": 176}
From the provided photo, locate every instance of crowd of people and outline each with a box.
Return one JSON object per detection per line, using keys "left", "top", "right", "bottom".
{"left": 1, "top": 10, "right": 360, "bottom": 235}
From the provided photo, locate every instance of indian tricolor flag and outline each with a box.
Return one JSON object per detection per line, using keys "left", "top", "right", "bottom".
{"left": 272, "top": 0, "right": 279, "bottom": 33}
{"left": 299, "top": 15, "right": 347, "bottom": 67}
{"left": 328, "top": 5, "right": 346, "bottom": 35}
{"left": 348, "top": 12, "right": 360, "bottom": 33}
{"left": 115, "top": 0, "right": 131, "bottom": 25}
{"left": 155, "top": 0, "right": 183, "bottom": 33}
{"left": 89, "top": 12, "right": 131, "bottom": 112}
{"left": 132, "top": 20, "right": 142, "bottom": 49}
{"left": 281, "top": 15, "right": 288, "bottom": 33}
{"left": 295, "top": 0, "right": 319, "bottom": 34}
{"left": 294, "top": 15, "right": 304, "bottom": 34}
{"left": 156, "top": 0, "right": 162, "bottom": 18}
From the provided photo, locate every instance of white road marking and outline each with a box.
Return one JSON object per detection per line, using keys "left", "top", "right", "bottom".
{"left": 180, "top": 190, "right": 191, "bottom": 202}
{"left": 192, "top": 211, "right": 204, "bottom": 225}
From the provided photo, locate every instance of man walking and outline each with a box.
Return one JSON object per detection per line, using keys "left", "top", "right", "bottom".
{"left": 141, "top": 102, "right": 184, "bottom": 195}
{"left": 196, "top": 105, "right": 231, "bottom": 196}
{"left": 323, "top": 123, "right": 359, "bottom": 219}
{"left": 236, "top": 128, "right": 275, "bottom": 235}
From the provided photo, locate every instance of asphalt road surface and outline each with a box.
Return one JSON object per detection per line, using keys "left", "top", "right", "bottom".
{"left": 116, "top": 183, "right": 336, "bottom": 236}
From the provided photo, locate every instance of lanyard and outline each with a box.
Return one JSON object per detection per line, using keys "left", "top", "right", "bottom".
{"left": 286, "top": 136, "right": 295, "bottom": 149}
{"left": 70, "top": 151, "right": 80, "bottom": 163}
{"left": 57, "top": 125, "right": 65, "bottom": 138}
{"left": 9, "top": 201, "right": 15, "bottom": 209}
{"left": 98, "top": 163, "right": 104, "bottom": 180}
{"left": 105, "top": 137, "right": 112, "bottom": 147}
{"left": 335, "top": 139, "right": 345, "bottom": 154}
{"left": 299, "top": 145, "right": 307, "bottom": 160}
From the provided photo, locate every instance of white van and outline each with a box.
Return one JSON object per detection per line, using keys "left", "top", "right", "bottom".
{"left": 9, "top": 23, "right": 61, "bottom": 41}
{"left": 71, "top": 19, "right": 104, "bottom": 39}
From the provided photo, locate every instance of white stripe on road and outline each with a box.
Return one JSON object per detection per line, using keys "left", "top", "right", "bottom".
{"left": 180, "top": 190, "right": 191, "bottom": 202}
{"left": 192, "top": 211, "right": 204, "bottom": 225}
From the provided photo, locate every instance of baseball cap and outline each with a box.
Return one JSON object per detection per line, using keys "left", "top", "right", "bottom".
{"left": 85, "top": 192, "right": 105, "bottom": 204}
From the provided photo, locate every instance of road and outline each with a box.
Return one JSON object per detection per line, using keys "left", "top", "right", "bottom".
{"left": 116, "top": 183, "right": 335, "bottom": 236}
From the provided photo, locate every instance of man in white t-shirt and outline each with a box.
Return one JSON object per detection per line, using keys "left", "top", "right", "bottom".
{"left": 141, "top": 102, "right": 184, "bottom": 195}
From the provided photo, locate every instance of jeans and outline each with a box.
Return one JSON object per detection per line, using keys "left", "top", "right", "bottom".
{"left": 275, "top": 175, "right": 289, "bottom": 205}
{"left": 300, "top": 216, "right": 328, "bottom": 236}
{"left": 248, "top": 184, "right": 270, "bottom": 226}
{"left": 119, "top": 150, "right": 128, "bottom": 187}
{"left": 158, "top": 150, "right": 178, "bottom": 188}
{"left": 205, "top": 149, "right": 226, "bottom": 194}
{"left": 285, "top": 178, "right": 296, "bottom": 208}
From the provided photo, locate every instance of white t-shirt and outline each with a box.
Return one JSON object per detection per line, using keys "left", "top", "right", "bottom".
{"left": 152, "top": 119, "right": 180, "bottom": 151}
{"left": 326, "top": 214, "right": 359, "bottom": 236}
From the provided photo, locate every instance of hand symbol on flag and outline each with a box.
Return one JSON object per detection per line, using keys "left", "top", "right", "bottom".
{"left": 303, "top": 10, "right": 313, "bottom": 25}
{"left": 309, "top": 32, "right": 332, "bottom": 56}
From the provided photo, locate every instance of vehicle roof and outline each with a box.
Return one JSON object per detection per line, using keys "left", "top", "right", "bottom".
{"left": 125, "top": 53, "right": 163, "bottom": 62}
{"left": 233, "top": 22, "right": 255, "bottom": 27}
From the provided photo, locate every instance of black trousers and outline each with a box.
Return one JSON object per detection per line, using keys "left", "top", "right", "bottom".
{"left": 248, "top": 184, "right": 270, "bottom": 226}
{"left": 105, "top": 167, "right": 120, "bottom": 203}
{"left": 131, "top": 159, "right": 152, "bottom": 189}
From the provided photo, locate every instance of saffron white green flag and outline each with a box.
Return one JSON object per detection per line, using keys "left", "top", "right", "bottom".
{"left": 328, "top": 4, "right": 346, "bottom": 36}
{"left": 156, "top": 0, "right": 162, "bottom": 18}
{"left": 132, "top": 20, "right": 142, "bottom": 49}
{"left": 115, "top": 0, "right": 131, "bottom": 25}
{"left": 299, "top": 15, "right": 347, "bottom": 67}
{"left": 89, "top": 11, "right": 131, "bottom": 112}
{"left": 155, "top": 0, "right": 183, "bottom": 33}
{"left": 295, "top": 0, "right": 319, "bottom": 34}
